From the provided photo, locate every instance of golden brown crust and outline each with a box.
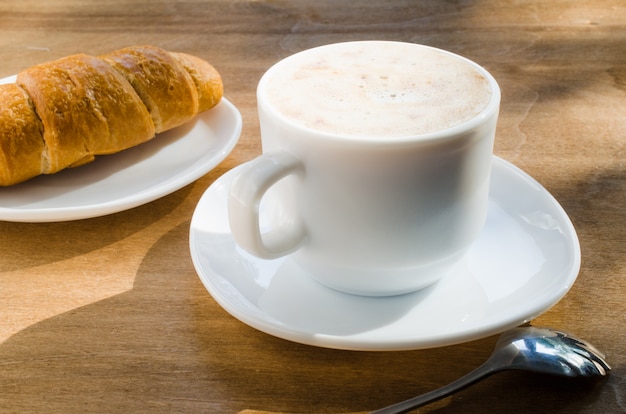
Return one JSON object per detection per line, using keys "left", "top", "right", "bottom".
{"left": 0, "top": 84, "right": 46, "bottom": 185}
{"left": 72, "top": 54, "right": 156, "bottom": 155}
{"left": 101, "top": 45, "right": 199, "bottom": 133}
{"left": 17, "top": 56, "right": 98, "bottom": 173}
{"left": 171, "top": 52, "right": 223, "bottom": 112}
{"left": 17, "top": 54, "right": 157, "bottom": 173}
{"left": 0, "top": 45, "right": 222, "bottom": 186}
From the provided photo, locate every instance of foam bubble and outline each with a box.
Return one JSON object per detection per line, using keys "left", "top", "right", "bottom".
{"left": 263, "top": 42, "right": 493, "bottom": 138}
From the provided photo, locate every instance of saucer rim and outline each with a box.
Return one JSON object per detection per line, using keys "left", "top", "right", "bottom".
{"left": 190, "top": 156, "right": 580, "bottom": 351}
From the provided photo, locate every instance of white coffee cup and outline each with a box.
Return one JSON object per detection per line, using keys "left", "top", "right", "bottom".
{"left": 228, "top": 41, "right": 500, "bottom": 296}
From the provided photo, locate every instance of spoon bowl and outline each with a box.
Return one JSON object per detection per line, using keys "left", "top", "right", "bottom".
{"left": 370, "top": 326, "right": 610, "bottom": 414}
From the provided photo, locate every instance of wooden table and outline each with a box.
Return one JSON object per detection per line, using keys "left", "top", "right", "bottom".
{"left": 1, "top": 1, "right": 624, "bottom": 413}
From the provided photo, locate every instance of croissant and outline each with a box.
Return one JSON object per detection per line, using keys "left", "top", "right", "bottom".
{"left": 0, "top": 45, "right": 223, "bottom": 186}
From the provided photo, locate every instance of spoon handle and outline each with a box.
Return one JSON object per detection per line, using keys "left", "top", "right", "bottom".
{"left": 369, "top": 360, "right": 500, "bottom": 414}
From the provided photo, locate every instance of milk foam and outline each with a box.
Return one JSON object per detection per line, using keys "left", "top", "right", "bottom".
{"left": 262, "top": 42, "right": 493, "bottom": 137}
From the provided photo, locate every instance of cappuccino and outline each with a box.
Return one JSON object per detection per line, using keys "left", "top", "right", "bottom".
{"left": 260, "top": 41, "right": 493, "bottom": 138}
{"left": 230, "top": 41, "right": 500, "bottom": 296}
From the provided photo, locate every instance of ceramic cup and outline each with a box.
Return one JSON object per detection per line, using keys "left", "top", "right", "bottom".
{"left": 228, "top": 41, "right": 500, "bottom": 296}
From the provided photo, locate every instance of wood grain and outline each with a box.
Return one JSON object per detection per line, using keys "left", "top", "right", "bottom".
{"left": 0, "top": 1, "right": 624, "bottom": 413}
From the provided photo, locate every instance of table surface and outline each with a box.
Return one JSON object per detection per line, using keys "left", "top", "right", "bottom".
{"left": 1, "top": 1, "right": 624, "bottom": 413}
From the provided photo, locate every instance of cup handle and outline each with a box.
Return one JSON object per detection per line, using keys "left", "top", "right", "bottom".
{"left": 228, "top": 152, "right": 306, "bottom": 259}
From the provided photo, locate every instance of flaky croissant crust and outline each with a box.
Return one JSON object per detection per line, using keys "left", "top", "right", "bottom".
{"left": 0, "top": 45, "right": 223, "bottom": 186}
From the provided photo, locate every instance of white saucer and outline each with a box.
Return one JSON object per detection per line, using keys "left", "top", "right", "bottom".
{"left": 0, "top": 75, "right": 242, "bottom": 222}
{"left": 189, "top": 157, "right": 580, "bottom": 351}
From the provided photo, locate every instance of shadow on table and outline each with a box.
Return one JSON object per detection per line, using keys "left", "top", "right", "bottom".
{"left": 0, "top": 182, "right": 192, "bottom": 272}
{"left": 0, "top": 220, "right": 619, "bottom": 413}
{"left": 1, "top": 0, "right": 623, "bottom": 410}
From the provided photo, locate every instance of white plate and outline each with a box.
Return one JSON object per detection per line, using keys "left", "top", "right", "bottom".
{"left": 0, "top": 75, "right": 241, "bottom": 222}
{"left": 189, "top": 157, "right": 580, "bottom": 351}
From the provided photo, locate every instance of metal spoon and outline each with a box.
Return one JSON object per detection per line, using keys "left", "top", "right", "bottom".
{"left": 370, "top": 326, "right": 611, "bottom": 414}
